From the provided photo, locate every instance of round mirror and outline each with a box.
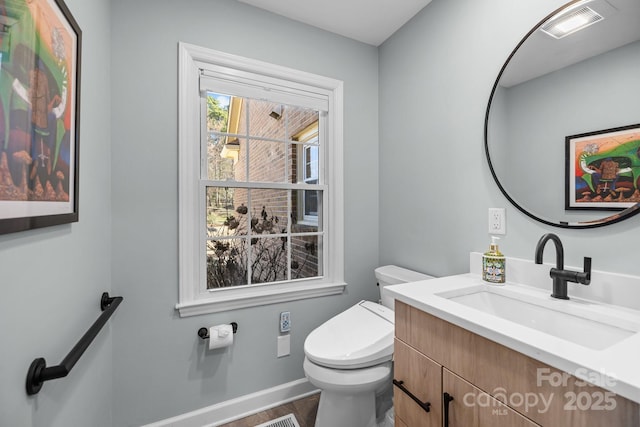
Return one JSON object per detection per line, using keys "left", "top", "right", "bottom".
{"left": 485, "top": 0, "right": 640, "bottom": 228}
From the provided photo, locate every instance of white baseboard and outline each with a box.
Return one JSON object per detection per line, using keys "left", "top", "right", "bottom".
{"left": 141, "top": 378, "right": 318, "bottom": 427}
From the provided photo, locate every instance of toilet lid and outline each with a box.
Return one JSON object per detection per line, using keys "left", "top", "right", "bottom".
{"left": 304, "top": 300, "right": 395, "bottom": 369}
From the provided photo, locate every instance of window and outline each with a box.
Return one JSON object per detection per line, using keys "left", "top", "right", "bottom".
{"left": 177, "top": 43, "right": 345, "bottom": 316}
{"left": 293, "top": 123, "right": 319, "bottom": 225}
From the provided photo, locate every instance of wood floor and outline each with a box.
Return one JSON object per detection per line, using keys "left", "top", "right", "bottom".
{"left": 217, "top": 393, "right": 320, "bottom": 427}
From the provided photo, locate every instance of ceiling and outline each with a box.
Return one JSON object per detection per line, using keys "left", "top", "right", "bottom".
{"left": 235, "top": 0, "right": 433, "bottom": 46}
{"left": 500, "top": 0, "right": 640, "bottom": 87}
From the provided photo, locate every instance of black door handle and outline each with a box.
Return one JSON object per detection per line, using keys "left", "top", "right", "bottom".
{"left": 444, "top": 392, "right": 454, "bottom": 427}
{"left": 393, "top": 379, "right": 431, "bottom": 413}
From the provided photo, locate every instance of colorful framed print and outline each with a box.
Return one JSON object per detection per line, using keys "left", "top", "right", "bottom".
{"left": 0, "top": 0, "right": 81, "bottom": 234}
{"left": 566, "top": 124, "right": 640, "bottom": 211}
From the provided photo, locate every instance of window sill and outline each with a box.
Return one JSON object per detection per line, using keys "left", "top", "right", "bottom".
{"left": 176, "top": 281, "right": 346, "bottom": 317}
{"left": 297, "top": 218, "right": 319, "bottom": 227}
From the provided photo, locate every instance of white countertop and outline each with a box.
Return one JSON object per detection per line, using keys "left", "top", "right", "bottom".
{"left": 385, "top": 272, "right": 640, "bottom": 404}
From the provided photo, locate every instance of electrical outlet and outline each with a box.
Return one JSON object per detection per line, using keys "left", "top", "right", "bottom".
{"left": 488, "top": 208, "right": 506, "bottom": 235}
{"left": 279, "top": 311, "right": 291, "bottom": 333}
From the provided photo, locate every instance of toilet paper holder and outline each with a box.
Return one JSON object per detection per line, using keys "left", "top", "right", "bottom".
{"left": 198, "top": 322, "right": 238, "bottom": 340}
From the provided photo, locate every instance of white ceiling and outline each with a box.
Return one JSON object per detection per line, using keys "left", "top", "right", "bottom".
{"left": 235, "top": 0, "right": 433, "bottom": 46}
{"left": 500, "top": 0, "right": 640, "bottom": 87}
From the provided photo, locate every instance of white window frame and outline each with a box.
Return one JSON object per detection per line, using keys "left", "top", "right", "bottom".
{"left": 176, "top": 42, "right": 345, "bottom": 316}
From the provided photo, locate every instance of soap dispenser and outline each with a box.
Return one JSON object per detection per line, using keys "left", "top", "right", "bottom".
{"left": 482, "top": 236, "right": 505, "bottom": 285}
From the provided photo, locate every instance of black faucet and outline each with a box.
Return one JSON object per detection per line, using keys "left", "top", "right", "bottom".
{"left": 534, "top": 233, "right": 591, "bottom": 300}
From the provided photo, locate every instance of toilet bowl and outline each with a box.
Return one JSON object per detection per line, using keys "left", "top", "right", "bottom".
{"left": 304, "top": 357, "right": 392, "bottom": 427}
{"left": 304, "top": 266, "right": 433, "bottom": 427}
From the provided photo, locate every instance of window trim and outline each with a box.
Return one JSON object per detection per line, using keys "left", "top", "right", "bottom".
{"left": 177, "top": 42, "right": 345, "bottom": 316}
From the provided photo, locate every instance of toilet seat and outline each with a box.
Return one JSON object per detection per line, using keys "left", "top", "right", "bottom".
{"left": 303, "top": 357, "right": 392, "bottom": 393}
{"left": 304, "top": 301, "right": 395, "bottom": 369}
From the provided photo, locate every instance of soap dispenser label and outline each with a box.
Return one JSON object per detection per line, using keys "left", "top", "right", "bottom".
{"left": 483, "top": 256, "right": 505, "bottom": 284}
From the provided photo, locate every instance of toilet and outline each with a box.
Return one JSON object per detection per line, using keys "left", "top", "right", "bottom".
{"left": 304, "top": 265, "right": 433, "bottom": 427}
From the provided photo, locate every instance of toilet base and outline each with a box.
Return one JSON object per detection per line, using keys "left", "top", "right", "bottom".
{"left": 315, "top": 389, "right": 378, "bottom": 427}
{"left": 304, "top": 357, "right": 392, "bottom": 427}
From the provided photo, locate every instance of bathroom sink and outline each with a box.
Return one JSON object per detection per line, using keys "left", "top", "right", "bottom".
{"left": 436, "top": 285, "right": 638, "bottom": 350}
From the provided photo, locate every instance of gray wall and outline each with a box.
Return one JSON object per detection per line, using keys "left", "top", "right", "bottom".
{"left": 109, "top": 0, "right": 379, "bottom": 425}
{"left": 496, "top": 40, "right": 640, "bottom": 222}
{"left": 379, "top": 0, "right": 640, "bottom": 277}
{"left": 0, "top": 0, "right": 113, "bottom": 426}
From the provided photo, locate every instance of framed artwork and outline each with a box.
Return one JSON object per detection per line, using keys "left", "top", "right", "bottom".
{"left": 0, "top": 0, "right": 81, "bottom": 234}
{"left": 566, "top": 124, "right": 640, "bottom": 211}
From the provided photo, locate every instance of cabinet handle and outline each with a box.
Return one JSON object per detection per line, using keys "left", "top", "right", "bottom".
{"left": 393, "top": 379, "right": 431, "bottom": 413}
{"left": 443, "top": 392, "right": 454, "bottom": 427}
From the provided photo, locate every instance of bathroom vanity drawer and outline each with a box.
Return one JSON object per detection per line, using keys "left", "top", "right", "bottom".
{"left": 394, "top": 339, "right": 442, "bottom": 427}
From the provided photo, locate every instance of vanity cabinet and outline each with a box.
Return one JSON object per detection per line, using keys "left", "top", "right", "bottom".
{"left": 394, "top": 301, "right": 639, "bottom": 427}
{"left": 393, "top": 339, "right": 536, "bottom": 427}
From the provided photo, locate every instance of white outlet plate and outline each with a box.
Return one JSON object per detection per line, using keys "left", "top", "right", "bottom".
{"left": 488, "top": 208, "right": 506, "bottom": 235}
{"left": 277, "top": 335, "right": 290, "bottom": 357}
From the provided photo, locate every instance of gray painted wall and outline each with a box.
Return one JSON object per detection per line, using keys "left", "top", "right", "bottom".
{"left": 0, "top": 0, "right": 113, "bottom": 426}
{"left": 379, "top": 0, "right": 640, "bottom": 277}
{"left": 496, "top": 40, "right": 640, "bottom": 223}
{"left": 109, "top": 0, "right": 379, "bottom": 425}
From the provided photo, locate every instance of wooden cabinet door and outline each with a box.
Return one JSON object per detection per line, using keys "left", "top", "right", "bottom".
{"left": 394, "top": 339, "right": 442, "bottom": 427}
{"left": 395, "top": 415, "right": 410, "bottom": 427}
{"left": 443, "top": 369, "right": 540, "bottom": 427}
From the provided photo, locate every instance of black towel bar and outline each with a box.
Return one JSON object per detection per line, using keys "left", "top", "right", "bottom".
{"left": 26, "top": 292, "right": 123, "bottom": 395}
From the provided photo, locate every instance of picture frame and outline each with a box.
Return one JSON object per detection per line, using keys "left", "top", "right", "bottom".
{"left": 565, "top": 124, "right": 640, "bottom": 211}
{"left": 0, "top": 0, "right": 81, "bottom": 235}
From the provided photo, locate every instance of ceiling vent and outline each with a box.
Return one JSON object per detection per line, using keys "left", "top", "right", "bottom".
{"left": 541, "top": 5, "right": 604, "bottom": 39}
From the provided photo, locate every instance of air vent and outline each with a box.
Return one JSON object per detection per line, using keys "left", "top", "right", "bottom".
{"left": 541, "top": 6, "right": 604, "bottom": 39}
{"left": 254, "top": 414, "right": 301, "bottom": 427}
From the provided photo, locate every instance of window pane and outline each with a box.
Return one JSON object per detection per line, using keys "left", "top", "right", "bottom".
{"left": 288, "top": 107, "right": 319, "bottom": 142}
{"left": 250, "top": 237, "right": 288, "bottom": 284}
{"left": 206, "top": 188, "right": 249, "bottom": 236}
{"left": 247, "top": 139, "right": 287, "bottom": 183}
{"left": 291, "top": 190, "right": 322, "bottom": 231}
{"left": 291, "top": 235, "right": 322, "bottom": 280}
{"left": 289, "top": 143, "right": 299, "bottom": 184}
{"left": 290, "top": 143, "right": 319, "bottom": 184}
{"left": 207, "top": 135, "right": 239, "bottom": 180}
{"left": 247, "top": 99, "right": 286, "bottom": 140}
{"left": 250, "top": 189, "right": 289, "bottom": 233}
{"left": 206, "top": 92, "right": 231, "bottom": 133}
{"left": 304, "top": 145, "right": 319, "bottom": 182}
{"left": 304, "top": 190, "right": 318, "bottom": 217}
{"left": 206, "top": 239, "right": 248, "bottom": 289}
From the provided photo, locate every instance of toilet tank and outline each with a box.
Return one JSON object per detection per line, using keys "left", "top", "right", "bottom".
{"left": 375, "top": 265, "right": 434, "bottom": 309}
